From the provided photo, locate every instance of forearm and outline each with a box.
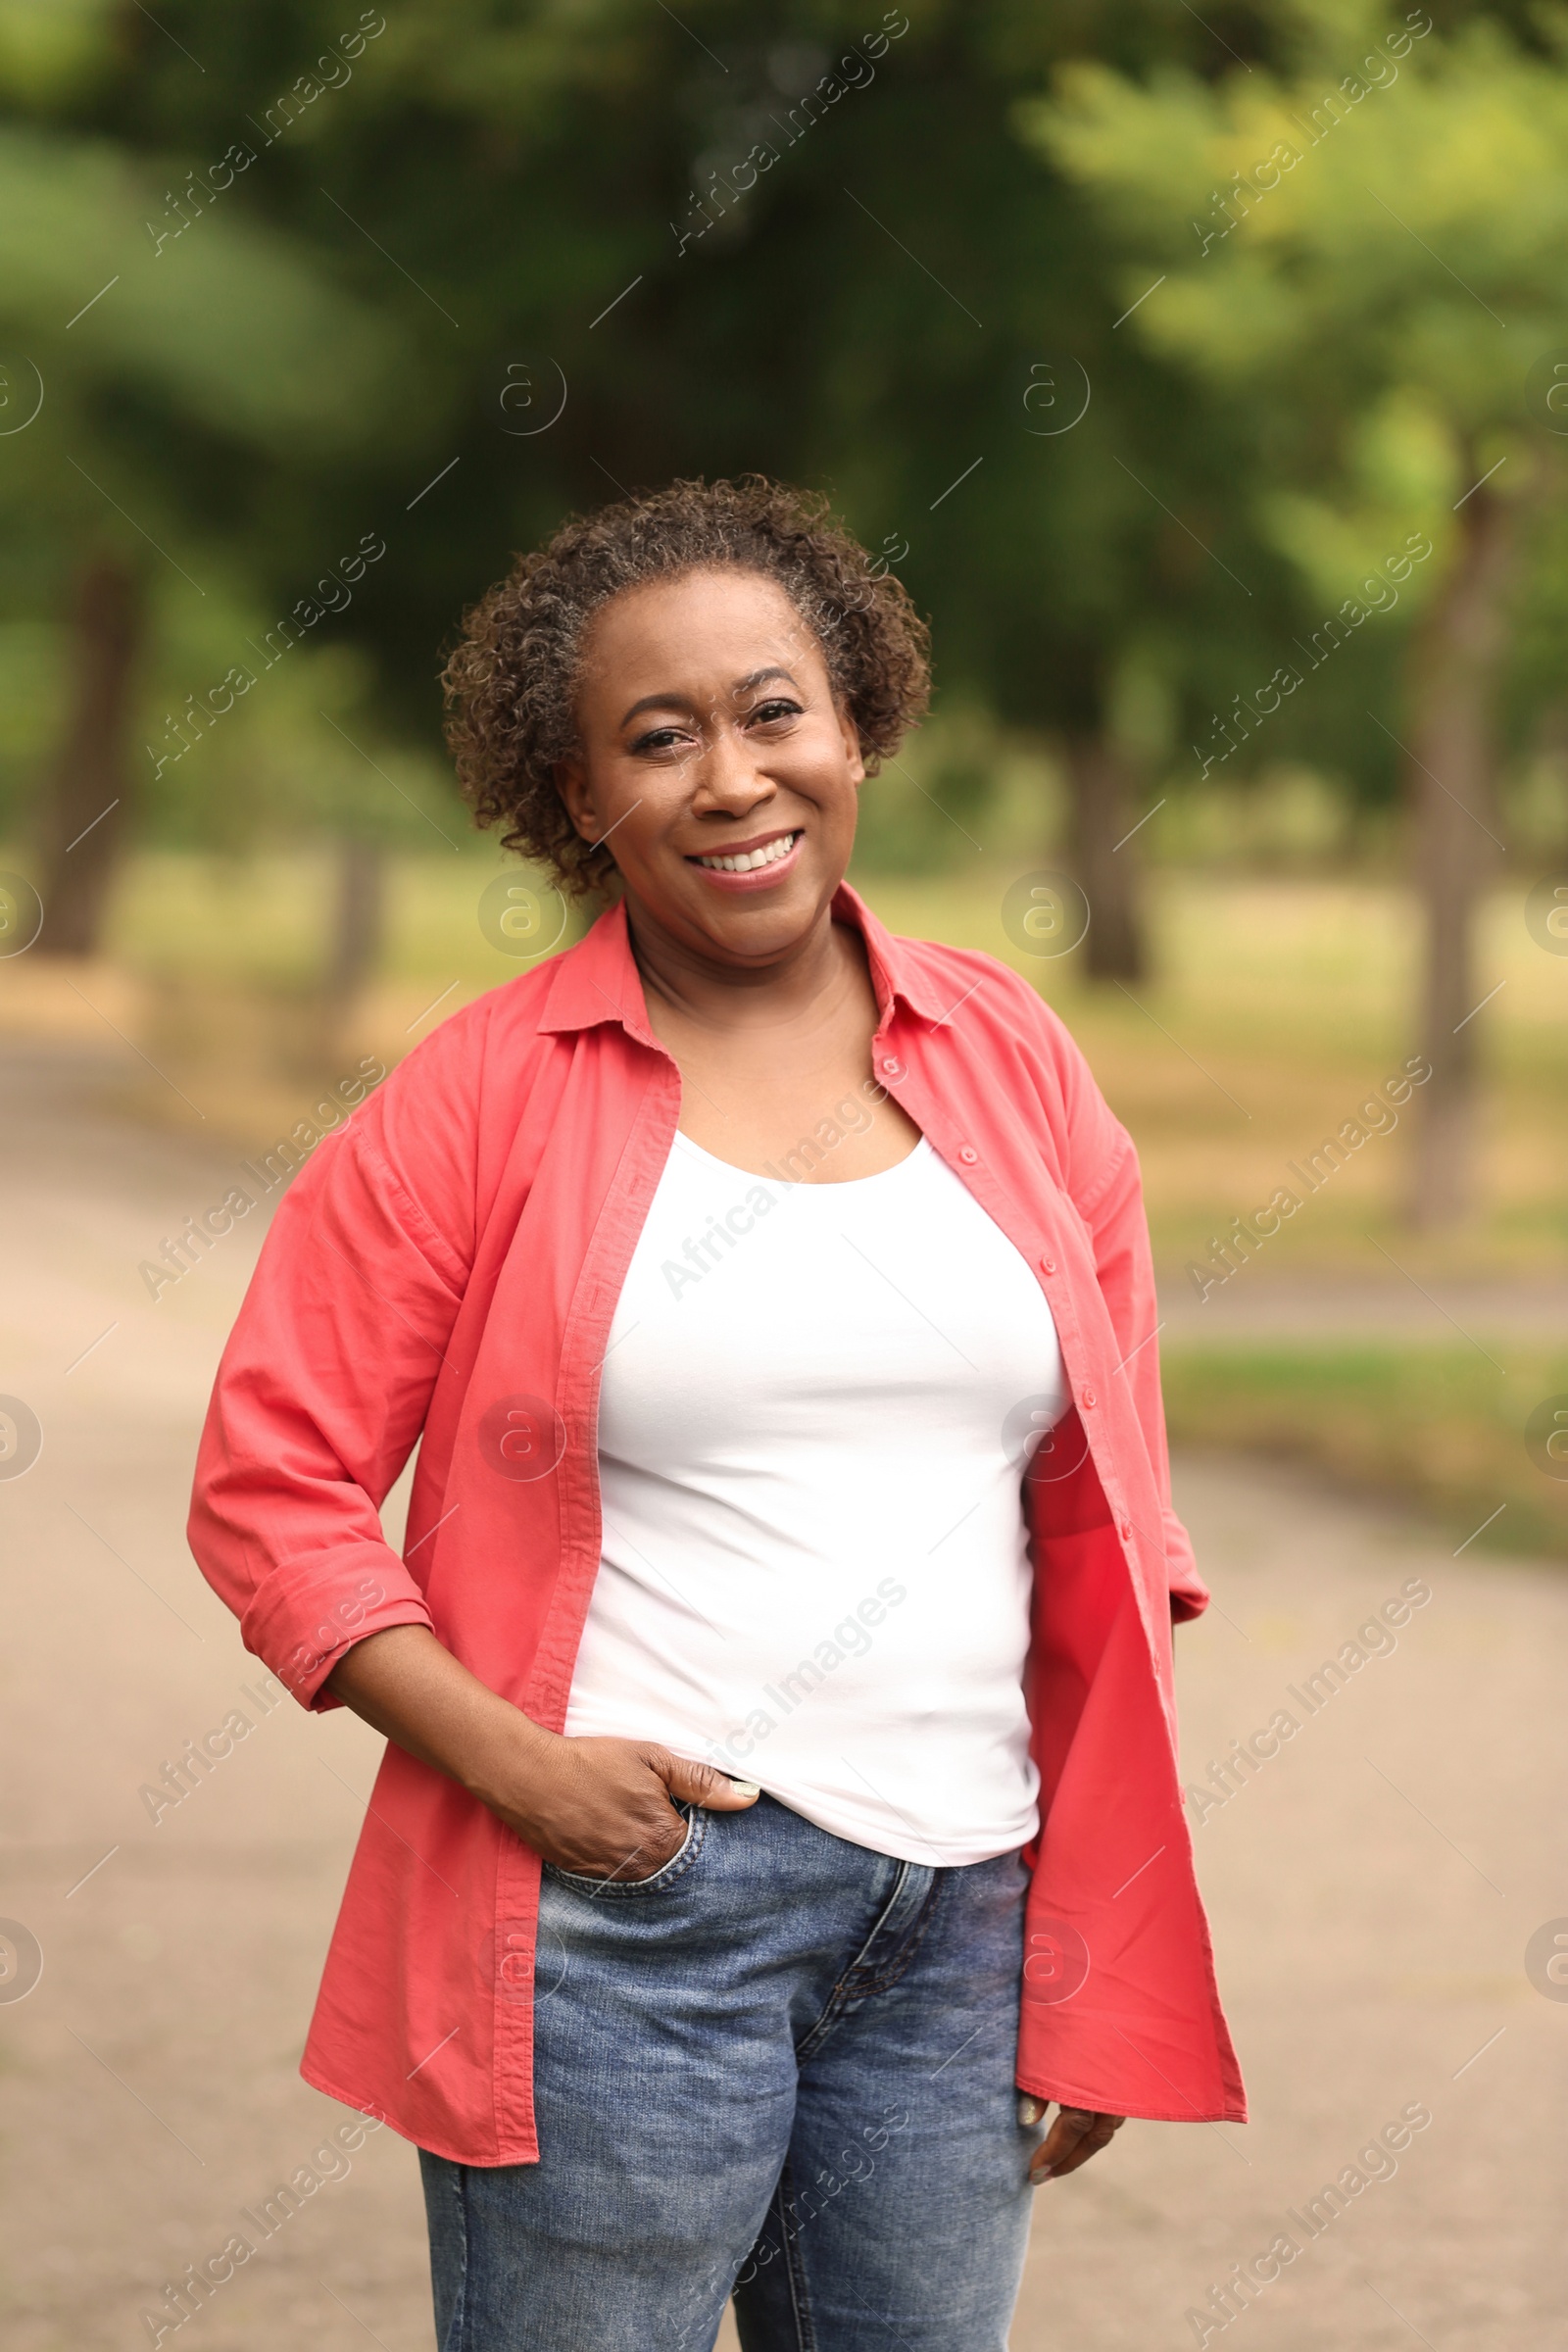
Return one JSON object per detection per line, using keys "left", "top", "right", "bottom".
{"left": 324, "top": 1623, "right": 757, "bottom": 1880}
{"left": 325, "top": 1623, "right": 552, "bottom": 1803}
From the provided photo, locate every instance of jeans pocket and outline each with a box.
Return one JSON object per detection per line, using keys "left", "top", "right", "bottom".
{"left": 542, "top": 1801, "right": 707, "bottom": 1897}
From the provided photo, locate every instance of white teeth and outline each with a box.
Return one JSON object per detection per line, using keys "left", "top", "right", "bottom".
{"left": 696, "top": 832, "right": 798, "bottom": 873}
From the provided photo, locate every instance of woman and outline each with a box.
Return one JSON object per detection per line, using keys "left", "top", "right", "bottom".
{"left": 190, "top": 476, "right": 1243, "bottom": 2352}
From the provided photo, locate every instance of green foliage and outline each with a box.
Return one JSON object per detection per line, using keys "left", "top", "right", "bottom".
{"left": 3, "top": 0, "right": 1567, "bottom": 859}
{"left": 1026, "top": 2, "right": 1568, "bottom": 776}
{"left": 0, "top": 0, "right": 118, "bottom": 109}
{"left": 1162, "top": 1339, "right": 1568, "bottom": 1558}
{"left": 0, "top": 128, "right": 407, "bottom": 453}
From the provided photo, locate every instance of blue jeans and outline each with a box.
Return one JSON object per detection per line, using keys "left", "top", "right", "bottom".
{"left": 419, "top": 1793, "right": 1039, "bottom": 2349}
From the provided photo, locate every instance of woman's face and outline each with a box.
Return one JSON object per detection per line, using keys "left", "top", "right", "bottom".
{"left": 557, "top": 566, "right": 864, "bottom": 971}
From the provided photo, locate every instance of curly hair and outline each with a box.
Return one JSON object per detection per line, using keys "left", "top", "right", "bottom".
{"left": 441, "top": 474, "right": 931, "bottom": 899}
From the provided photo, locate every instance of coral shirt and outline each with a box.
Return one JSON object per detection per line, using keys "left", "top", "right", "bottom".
{"left": 188, "top": 884, "right": 1246, "bottom": 2161}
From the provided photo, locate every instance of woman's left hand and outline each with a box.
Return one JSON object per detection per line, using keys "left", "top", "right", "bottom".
{"left": 1018, "top": 2097, "right": 1126, "bottom": 2185}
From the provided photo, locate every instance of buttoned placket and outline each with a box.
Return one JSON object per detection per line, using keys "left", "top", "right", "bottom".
{"left": 880, "top": 1021, "right": 1147, "bottom": 1594}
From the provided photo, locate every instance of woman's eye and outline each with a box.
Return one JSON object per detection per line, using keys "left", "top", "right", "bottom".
{"left": 629, "top": 725, "right": 689, "bottom": 755}
{"left": 747, "top": 698, "right": 802, "bottom": 727}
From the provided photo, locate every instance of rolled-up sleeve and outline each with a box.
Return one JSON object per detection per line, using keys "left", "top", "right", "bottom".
{"left": 187, "top": 1107, "right": 469, "bottom": 1707}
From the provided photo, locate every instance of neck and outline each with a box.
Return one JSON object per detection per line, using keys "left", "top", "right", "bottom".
{"left": 622, "top": 889, "right": 861, "bottom": 1035}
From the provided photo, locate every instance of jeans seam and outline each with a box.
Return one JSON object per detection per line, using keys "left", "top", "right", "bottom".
{"left": 843, "top": 1869, "right": 945, "bottom": 1999}
{"left": 775, "top": 2162, "right": 819, "bottom": 2352}
{"left": 447, "top": 2163, "right": 470, "bottom": 2352}
{"left": 795, "top": 1866, "right": 943, "bottom": 2060}
{"left": 795, "top": 1862, "right": 913, "bottom": 2060}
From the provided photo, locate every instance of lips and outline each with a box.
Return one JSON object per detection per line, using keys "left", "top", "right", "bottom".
{"left": 685, "top": 827, "right": 805, "bottom": 893}
{"left": 690, "top": 829, "right": 800, "bottom": 874}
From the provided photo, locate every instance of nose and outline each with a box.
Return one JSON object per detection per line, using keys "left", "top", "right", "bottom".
{"left": 690, "top": 712, "right": 777, "bottom": 818}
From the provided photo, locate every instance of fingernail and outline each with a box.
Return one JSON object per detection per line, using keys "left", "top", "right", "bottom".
{"left": 1017, "top": 2094, "right": 1046, "bottom": 2127}
{"left": 729, "top": 1781, "right": 760, "bottom": 1795}
{"left": 1030, "top": 2164, "right": 1054, "bottom": 2184}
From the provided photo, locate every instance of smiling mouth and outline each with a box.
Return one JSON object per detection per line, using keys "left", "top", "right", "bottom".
{"left": 689, "top": 829, "right": 801, "bottom": 874}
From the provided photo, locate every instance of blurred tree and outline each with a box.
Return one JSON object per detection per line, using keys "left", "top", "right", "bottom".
{"left": 8, "top": 0, "right": 1552, "bottom": 1029}
{"left": 40, "top": 0, "right": 1303, "bottom": 981}
{"left": 324, "top": 831, "right": 384, "bottom": 1005}
{"left": 0, "top": 9, "right": 419, "bottom": 953}
{"left": 31, "top": 550, "right": 140, "bottom": 953}
{"left": 1027, "top": 1, "right": 1568, "bottom": 1221}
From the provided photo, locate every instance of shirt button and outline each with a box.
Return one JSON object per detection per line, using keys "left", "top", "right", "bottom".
{"left": 1041, "top": 1257, "right": 1056, "bottom": 1277}
{"left": 959, "top": 1146, "right": 978, "bottom": 1164}
{"left": 1118, "top": 1517, "right": 1131, "bottom": 1541}
{"left": 1082, "top": 1389, "right": 1097, "bottom": 1409}
{"left": 880, "top": 1056, "right": 902, "bottom": 1078}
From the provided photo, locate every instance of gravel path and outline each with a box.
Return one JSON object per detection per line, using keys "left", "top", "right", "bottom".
{"left": 0, "top": 1041, "right": 1559, "bottom": 2351}
{"left": 1158, "top": 1271, "right": 1568, "bottom": 1344}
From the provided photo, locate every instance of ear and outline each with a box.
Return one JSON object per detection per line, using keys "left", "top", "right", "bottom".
{"left": 555, "top": 759, "right": 600, "bottom": 843}
{"left": 837, "top": 702, "right": 865, "bottom": 787}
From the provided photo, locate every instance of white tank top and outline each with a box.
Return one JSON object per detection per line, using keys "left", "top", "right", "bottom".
{"left": 564, "top": 1130, "right": 1067, "bottom": 1865}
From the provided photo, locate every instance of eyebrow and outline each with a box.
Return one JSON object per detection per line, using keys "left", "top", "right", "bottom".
{"left": 616, "top": 666, "right": 801, "bottom": 732}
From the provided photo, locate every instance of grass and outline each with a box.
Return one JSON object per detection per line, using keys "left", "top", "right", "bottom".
{"left": 1161, "top": 1343, "right": 1568, "bottom": 1561}
{"left": 3, "top": 843, "right": 1563, "bottom": 1558}
{"left": 24, "top": 847, "right": 1568, "bottom": 1272}
{"left": 852, "top": 865, "right": 1568, "bottom": 1275}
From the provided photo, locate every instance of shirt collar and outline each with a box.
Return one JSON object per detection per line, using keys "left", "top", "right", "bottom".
{"left": 538, "top": 880, "right": 952, "bottom": 1039}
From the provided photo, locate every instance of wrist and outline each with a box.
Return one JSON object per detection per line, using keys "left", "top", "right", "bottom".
{"left": 457, "top": 1700, "right": 558, "bottom": 1811}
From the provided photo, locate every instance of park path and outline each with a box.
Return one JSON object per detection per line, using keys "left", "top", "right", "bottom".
{"left": 1158, "top": 1269, "right": 1568, "bottom": 1344}
{"left": 0, "top": 1034, "right": 1561, "bottom": 2352}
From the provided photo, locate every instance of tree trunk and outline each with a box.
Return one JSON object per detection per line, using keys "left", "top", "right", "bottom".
{"left": 35, "top": 554, "right": 142, "bottom": 956}
{"left": 325, "top": 835, "right": 384, "bottom": 1004}
{"left": 1064, "top": 729, "right": 1148, "bottom": 981}
{"left": 1403, "top": 471, "right": 1513, "bottom": 1230}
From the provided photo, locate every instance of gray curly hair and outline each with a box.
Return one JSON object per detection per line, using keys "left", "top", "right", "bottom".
{"left": 441, "top": 473, "right": 931, "bottom": 898}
